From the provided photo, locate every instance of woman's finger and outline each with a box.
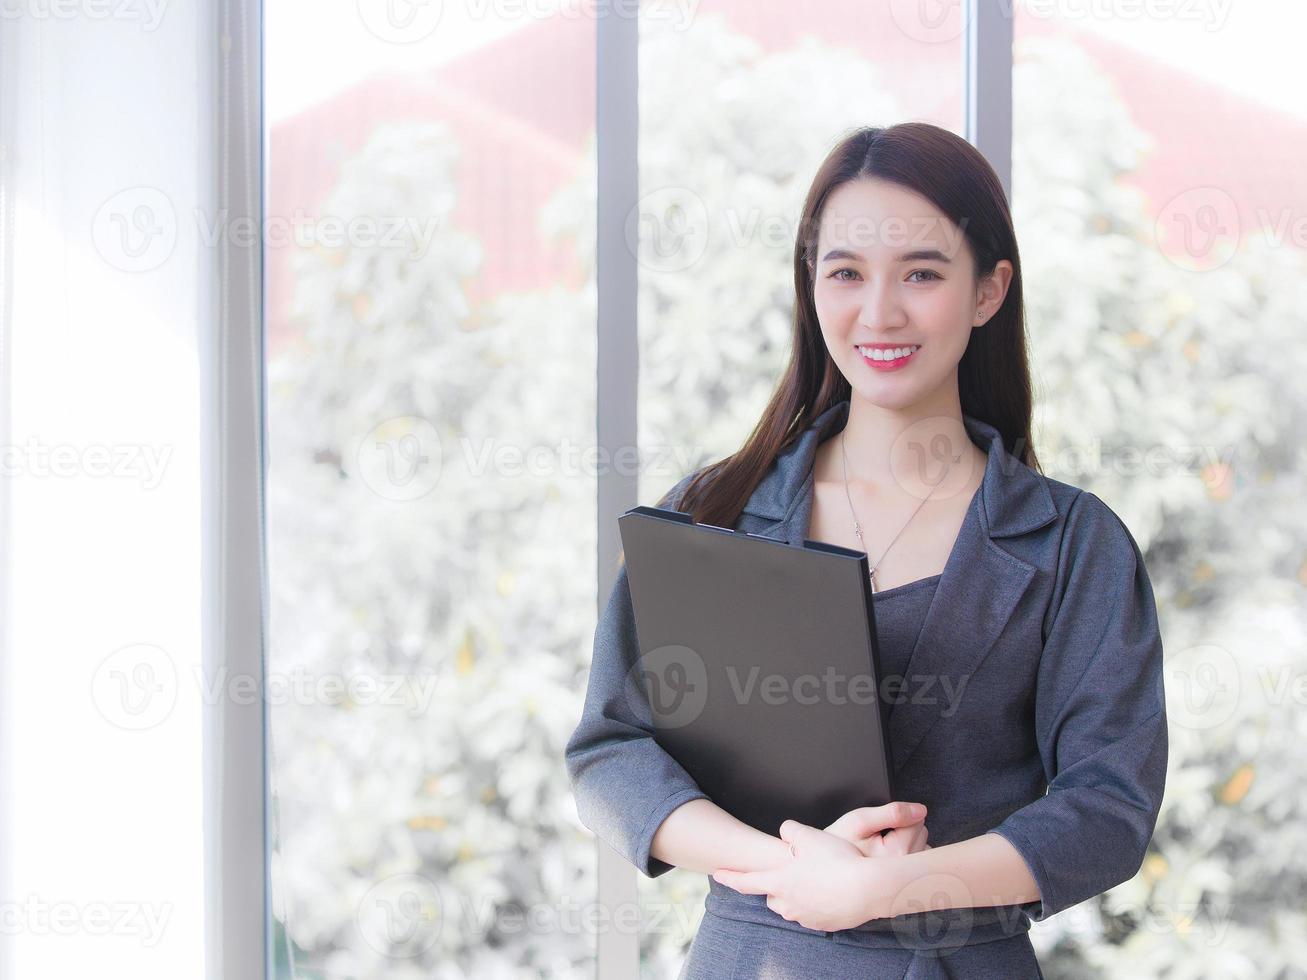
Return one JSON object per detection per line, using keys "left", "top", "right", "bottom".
{"left": 907, "top": 821, "right": 929, "bottom": 851}
{"left": 784, "top": 819, "right": 862, "bottom": 858}
{"left": 884, "top": 829, "right": 910, "bottom": 856}
{"left": 879, "top": 821, "right": 929, "bottom": 855}
{"left": 854, "top": 832, "right": 885, "bottom": 858}
{"left": 823, "top": 802, "right": 926, "bottom": 841}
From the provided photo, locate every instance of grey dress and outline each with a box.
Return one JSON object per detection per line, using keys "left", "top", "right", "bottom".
{"left": 676, "top": 576, "right": 1046, "bottom": 979}
{"left": 565, "top": 399, "right": 1167, "bottom": 979}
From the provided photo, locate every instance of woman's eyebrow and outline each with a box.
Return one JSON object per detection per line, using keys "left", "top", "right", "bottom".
{"left": 819, "top": 247, "right": 953, "bottom": 264}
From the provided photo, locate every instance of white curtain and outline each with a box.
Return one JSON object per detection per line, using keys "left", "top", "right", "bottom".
{"left": 0, "top": 3, "right": 263, "bottom": 978}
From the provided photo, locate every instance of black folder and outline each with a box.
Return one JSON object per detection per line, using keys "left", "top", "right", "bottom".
{"left": 617, "top": 504, "right": 896, "bottom": 837}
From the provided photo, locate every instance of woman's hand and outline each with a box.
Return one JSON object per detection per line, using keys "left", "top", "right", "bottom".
{"left": 823, "top": 802, "right": 930, "bottom": 858}
{"left": 712, "top": 820, "right": 901, "bottom": 932}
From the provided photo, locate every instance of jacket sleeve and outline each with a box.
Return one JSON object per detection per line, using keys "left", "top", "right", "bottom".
{"left": 986, "top": 490, "right": 1169, "bottom": 921}
{"left": 563, "top": 472, "right": 711, "bottom": 877}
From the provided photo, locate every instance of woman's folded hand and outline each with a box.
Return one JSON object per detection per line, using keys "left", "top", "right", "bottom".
{"left": 822, "top": 801, "right": 930, "bottom": 858}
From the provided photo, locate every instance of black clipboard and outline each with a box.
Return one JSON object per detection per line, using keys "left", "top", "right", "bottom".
{"left": 617, "top": 504, "right": 896, "bottom": 837}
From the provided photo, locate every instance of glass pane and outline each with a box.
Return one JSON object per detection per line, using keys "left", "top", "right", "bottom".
{"left": 1013, "top": 1, "right": 1307, "bottom": 973}
{"left": 635, "top": 4, "right": 964, "bottom": 974}
{"left": 265, "top": 4, "right": 598, "bottom": 976}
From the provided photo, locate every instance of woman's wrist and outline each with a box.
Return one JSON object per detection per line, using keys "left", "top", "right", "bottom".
{"left": 856, "top": 852, "right": 912, "bottom": 921}
{"left": 654, "top": 800, "right": 797, "bottom": 875}
{"left": 734, "top": 828, "right": 792, "bottom": 872}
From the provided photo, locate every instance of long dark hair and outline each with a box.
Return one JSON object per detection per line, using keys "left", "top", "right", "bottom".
{"left": 662, "top": 122, "right": 1040, "bottom": 527}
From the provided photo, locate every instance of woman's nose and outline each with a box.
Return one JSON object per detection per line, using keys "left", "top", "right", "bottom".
{"left": 857, "top": 278, "right": 907, "bottom": 329}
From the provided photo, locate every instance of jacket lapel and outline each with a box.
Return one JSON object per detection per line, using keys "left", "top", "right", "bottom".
{"left": 738, "top": 399, "right": 848, "bottom": 532}
{"left": 738, "top": 398, "right": 1058, "bottom": 777}
{"left": 884, "top": 497, "right": 1036, "bottom": 775}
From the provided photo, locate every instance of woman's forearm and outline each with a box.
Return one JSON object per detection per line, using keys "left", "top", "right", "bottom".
{"left": 873, "top": 832, "right": 1041, "bottom": 918}
{"left": 649, "top": 799, "right": 792, "bottom": 875}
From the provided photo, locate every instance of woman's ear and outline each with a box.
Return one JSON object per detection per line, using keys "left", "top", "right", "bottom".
{"left": 976, "top": 259, "right": 1014, "bottom": 319}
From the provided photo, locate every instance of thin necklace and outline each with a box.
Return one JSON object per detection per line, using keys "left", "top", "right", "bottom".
{"left": 840, "top": 427, "right": 960, "bottom": 594}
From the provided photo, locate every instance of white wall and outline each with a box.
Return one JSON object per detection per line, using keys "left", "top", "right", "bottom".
{"left": 1, "top": 3, "right": 208, "bottom": 976}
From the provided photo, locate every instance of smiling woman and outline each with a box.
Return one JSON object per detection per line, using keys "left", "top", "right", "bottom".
{"left": 812, "top": 180, "right": 1011, "bottom": 389}
{"left": 656, "top": 123, "right": 1037, "bottom": 540}
{"left": 565, "top": 122, "right": 1168, "bottom": 980}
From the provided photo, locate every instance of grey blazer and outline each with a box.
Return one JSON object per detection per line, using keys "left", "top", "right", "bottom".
{"left": 564, "top": 398, "right": 1168, "bottom": 952}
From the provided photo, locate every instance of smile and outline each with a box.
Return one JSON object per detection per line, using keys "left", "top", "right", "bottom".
{"left": 856, "top": 344, "right": 920, "bottom": 371}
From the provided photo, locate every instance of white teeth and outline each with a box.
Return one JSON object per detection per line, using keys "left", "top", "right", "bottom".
{"left": 858, "top": 344, "right": 920, "bottom": 361}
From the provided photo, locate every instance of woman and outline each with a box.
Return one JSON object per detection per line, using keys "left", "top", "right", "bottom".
{"left": 564, "top": 123, "right": 1168, "bottom": 979}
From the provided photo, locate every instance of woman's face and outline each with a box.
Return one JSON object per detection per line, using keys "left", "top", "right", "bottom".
{"left": 811, "top": 177, "right": 1008, "bottom": 411}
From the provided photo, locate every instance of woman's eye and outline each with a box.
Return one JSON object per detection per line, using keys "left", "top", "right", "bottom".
{"left": 826, "top": 268, "right": 942, "bottom": 283}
